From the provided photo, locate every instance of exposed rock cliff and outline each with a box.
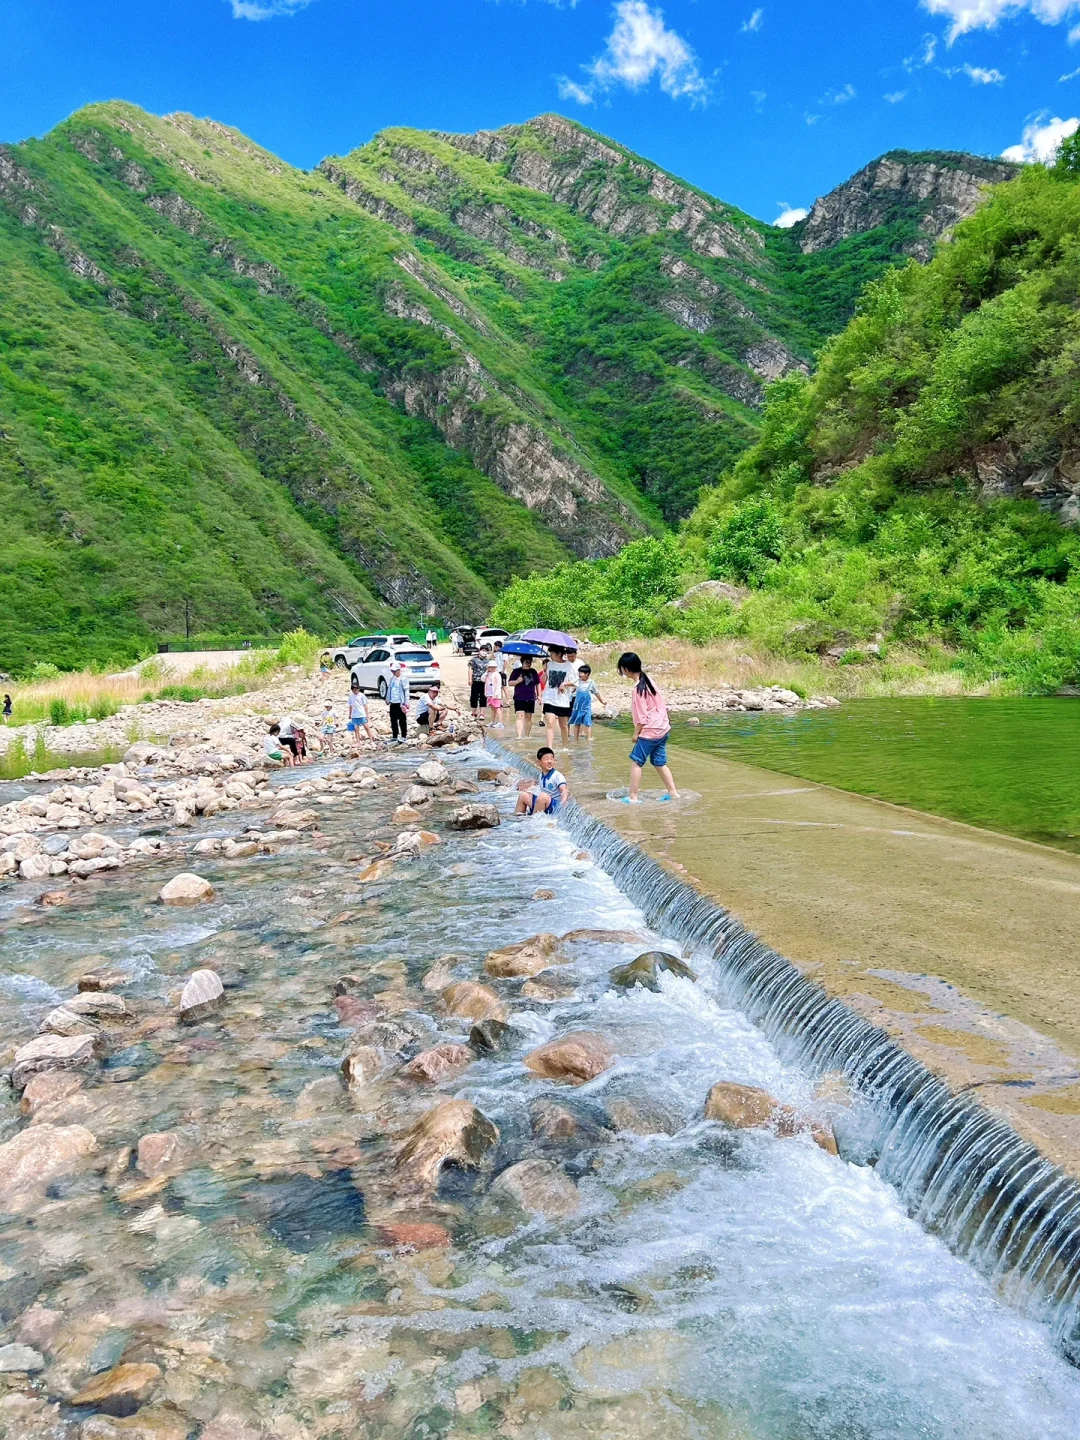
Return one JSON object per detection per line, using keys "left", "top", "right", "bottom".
{"left": 797, "top": 150, "right": 1020, "bottom": 260}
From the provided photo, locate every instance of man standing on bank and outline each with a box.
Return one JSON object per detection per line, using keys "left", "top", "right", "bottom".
{"left": 387, "top": 661, "right": 409, "bottom": 743}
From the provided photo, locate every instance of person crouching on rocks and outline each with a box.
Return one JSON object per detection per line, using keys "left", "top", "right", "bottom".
{"left": 617, "top": 651, "right": 679, "bottom": 804}
{"left": 265, "top": 722, "right": 290, "bottom": 766}
{"left": 415, "top": 684, "right": 446, "bottom": 734}
{"left": 515, "top": 746, "right": 569, "bottom": 816}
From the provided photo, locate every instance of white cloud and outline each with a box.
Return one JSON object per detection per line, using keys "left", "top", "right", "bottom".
{"left": 774, "top": 203, "right": 808, "bottom": 227}
{"left": 904, "top": 34, "right": 938, "bottom": 69}
{"left": 1070, "top": 19, "right": 1080, "bottom": 35}
{"left": 964, "top": 62, "right": 1006, "bottom": 80}
{"left": 1061, "top": 64, "right": 1080, "bottom": 77}
{"left": 229, "top": 0, "right": 312, "bottom": 17}
{"left": 585, "top": 1, "right": 708, "bottom": 102}
{"left": 922, "top": 0, "right": 1080, "bottom": 43}
{"left": 741, "top": 8, "right": 765, "bottom": 32}
{"left": 884, "top": 89, "right": 909, "bottom": 102}
{"left": 557, "top": 76, "right": 596, "bottom": 105}
{"left": 750, "top": 88, "right": 767, "bottom": 106}
{"left": 805, "top": 112, "right": 820, "bottom": 125}
{"left": 831, "top": 82, "right": 857, "bottom": 103}
{"left": 1001, "top": 112, "right": 1079, "bottom": 160}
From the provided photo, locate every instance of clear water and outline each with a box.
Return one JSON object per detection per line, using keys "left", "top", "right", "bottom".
{"left": 1, "top": 748, "right": 1079, "bottom": 1437}
{"left": 669, "top": 697, "right": 1080, "bottom": 853}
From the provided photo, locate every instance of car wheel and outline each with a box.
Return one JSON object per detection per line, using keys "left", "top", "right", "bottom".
{"left": 334, "top": 655, "right": 347, "bottom": 669}
{"left": 378, "top": 677, "right": 388, "bottom": 701}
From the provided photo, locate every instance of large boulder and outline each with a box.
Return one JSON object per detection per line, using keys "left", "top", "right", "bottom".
{"left": 395, "top": 1099, "right": 499, "bottom": 1191}
{"left": 0, "top": 1124, "right": 97, "bottom": 1202}
{"left": 703, "top": 1081, "right": 838, "bottom": 1155}
{"left": 484, "top": 933, "right": 565, "bottom": 979}
{"left": 523, "top": 1032, "right": 615, "bottom": 1086}
{"left": 490, "top": 1159, "right": 580, "bottom": 1220}
{"left": 610, "top": 951, "right": 697, "bottom": 992}
{"left": 668, "top": 579, "right": 747, "bottom": 611}
{"left": 11, "top": 1033, "right": 96, "bottom": 1091}
{"left": 158, "top": 873, "right": 214, "bottom": 906}
{"left": 447, "top": 804, "right": 500, "bottom": 831}
{"left": 177, "top": 968, "right": 224, "bottom": 1023}
{"left": 441, "top": 981, "right": 509, "bottom": 1024}
{"left": 400, "top": 1043, "right": 474, "bottom": 1084}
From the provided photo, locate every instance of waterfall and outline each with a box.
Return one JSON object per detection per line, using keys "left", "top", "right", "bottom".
{"left": 487, "top": 741, "right": 1080, "bottom": 1361}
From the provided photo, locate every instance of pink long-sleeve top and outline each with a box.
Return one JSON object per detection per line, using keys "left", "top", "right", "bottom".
{"left": 630, "top": 684, "right": 670, "bottom": 739}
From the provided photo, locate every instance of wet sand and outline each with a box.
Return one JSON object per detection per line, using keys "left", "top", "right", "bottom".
{"left": 496, "top": 727, "right": 1080, "bottom": 1176}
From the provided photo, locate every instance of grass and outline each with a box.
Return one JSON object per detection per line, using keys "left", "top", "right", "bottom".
{"left": 580, "top": 637, "right": 1000, "bottom": 702}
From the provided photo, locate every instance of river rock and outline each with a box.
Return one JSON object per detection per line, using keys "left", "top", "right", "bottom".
{"left": 158, "top": 873, "right": 213, "bottom": 905}
{"left": 529, "top": 1099, "right": 611, "bottom": 1147}
{"left": 68, "top": 856, "right": 122, "bottom": 878}
{"left": 340, "top": 1044, "right": 385, "bottom": 1088}
{"left": 524, "top": 1032, "right": 615, "bottom": 1086}
{"left": 522, "top": 973, "right": 579, "bottom": 1003}
{"left": 177, "top": 968, "right": 224, "bottom": 1022}
{"left": 198, "top": 1415, "right": 268, "bottom": 1440}
{"left": 401, "top": 1043, "right": 474, "bottom": 1083}
{"left": 19, "top": 853, "right": 52, "bottom": 881}
{"left": 77, "top": 965, "right": 130, "bottom": 992}
{"left": 0, "top": 1124, "right": 97, "bottom": 1201}
{"left": 20, "top": 1070, "right": 84, "bottom": 1116}
{"left": 395, "top": 1099, "right": 499, "bottom": 1191}
{"left": 469, "top": 1018, "right": 512, "bottom": 1054}
{"left": 703, "top": 1081, "right": 838, "bottom": 1154}
{"left": 490, "top": 1159, "right": 580, "bottom": 1219}
{"left": 136, "top": 1131, "right": 186, "bottom": 1179}
{"left": 484, "top": 933, "right": 564, "bottom": 979}
{"left": 441, "top": 981, "right": 509, "bottom": 1023}
{"left": 65, "top": 992, "right": 128, "bottom": 1017}
{"left": 393, "top": 804, "right": 423, "bottom": 824}
{"left": 605, "top": 1097, "right": 684, "bottom": 1135}
{"left": 532, "top": 888, "right": 556, "bottom": 900}
{"left": 222, "top": 838, "right": 258, "bottom": 859}
{"left": 421, "top": 955, "right": 462, "bottom": 991}
{"left": 447, "top": 804, "right": 500, "bottom": 831}
{"left": 562, "top": 928, "right": 647, "bottom": 945}
{"left": 11, "top": 1033, "right": 96, "bottom": 1091}
{"left": 38, "top": 1005, "right": 101, "bottom": 1039}
{"left": 0, "top": 1342, "right": 45, "bottom": 1373}
{"left": 610, "top": 951, "right": 697, "bottom": 992}
{"left": 400, "top": 784, "right": 431, "bottom": 805}
{"left": 415, "top": 761, "right": 448, "bottom": 786}
{"left": 378, "top": 1221, "right": 452, "bottom": 1251}
{"left": 70, "top": 1362, "right": 162, "bottom": 1416}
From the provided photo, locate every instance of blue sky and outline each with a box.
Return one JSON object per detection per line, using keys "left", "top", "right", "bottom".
{"left": 3, "top": 0, "right": 1080, "bottom": 224}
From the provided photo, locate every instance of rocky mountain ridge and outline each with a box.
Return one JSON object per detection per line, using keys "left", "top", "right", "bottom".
{"left": 0, "top": 103, "right": 1015, "bottom": 669}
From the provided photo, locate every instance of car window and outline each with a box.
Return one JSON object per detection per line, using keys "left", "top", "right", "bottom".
{"left": 396, "top": 650, "right": 433, "bottom": 662}
{"left": 366, "top": 649, "right": 388, "bottom": 662}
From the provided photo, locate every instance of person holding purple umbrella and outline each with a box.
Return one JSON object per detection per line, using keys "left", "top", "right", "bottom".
{"left": 543, "top": 645, "right": 578, "bottom": 748}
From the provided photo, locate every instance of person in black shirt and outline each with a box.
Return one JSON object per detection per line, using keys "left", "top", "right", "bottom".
{"left": 508, "top": 655, "right": 541, "bottom": 738}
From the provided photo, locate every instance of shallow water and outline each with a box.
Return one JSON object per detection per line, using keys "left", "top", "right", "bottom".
{"left": 667, "top": 697, "right": 1080, "bottom": 852}
{"left": 2, "top": 748, "right": 1080, "bottom": 1437}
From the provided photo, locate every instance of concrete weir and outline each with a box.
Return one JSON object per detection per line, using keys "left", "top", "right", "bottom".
{"left": 489, "top": 731, "right": 1080, "bottom": 1360}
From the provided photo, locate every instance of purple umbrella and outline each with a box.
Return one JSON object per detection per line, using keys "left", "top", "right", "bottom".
{"left": 519, "top": 628, "right": 580, "bottom": 650}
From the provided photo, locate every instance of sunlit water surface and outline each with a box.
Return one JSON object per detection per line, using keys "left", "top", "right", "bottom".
{"left": 1, "top": 747, "right": 1079, "bottom": 1438}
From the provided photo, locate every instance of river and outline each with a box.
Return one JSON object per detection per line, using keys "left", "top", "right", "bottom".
{"left": 2, "top": 745, "right": 1080, "bottom": 1437}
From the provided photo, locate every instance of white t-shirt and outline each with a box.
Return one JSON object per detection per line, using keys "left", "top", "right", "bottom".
{"left": 264, "top": 734, "right": 282, "bottom": 755}
{"left": 348, "top": 692, "right": 367, "bottom": 720}
{"left": 545, "top": 660, "right": 577, "bottom": 706}
{"left": 538, "top": 767, "right": 568, "bottom": 803}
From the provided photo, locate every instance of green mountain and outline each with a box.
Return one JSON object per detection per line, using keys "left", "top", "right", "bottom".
{"left": 0, "top": 102, "right": 1011, "bottom": 672}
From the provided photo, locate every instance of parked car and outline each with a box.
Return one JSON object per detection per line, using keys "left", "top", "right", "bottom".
{"left": 350, "top": 645, "right": 441, "bottom": 698}
{"left": 325, "top": 634, "right": 412, "bottom": 669}
{"left": 476, "top": 627, "right": 509, "bottom": 649}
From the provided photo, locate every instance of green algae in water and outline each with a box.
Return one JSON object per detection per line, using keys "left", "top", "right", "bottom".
{"left": 674, "top": 697, "right": 1080, "bottom": 853}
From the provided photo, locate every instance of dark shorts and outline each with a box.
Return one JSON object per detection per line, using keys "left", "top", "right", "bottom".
{"left": 470, "top": 680, "right": 485, "bottom": 708}
{"left": 417, "top": 713, "right": 430, "bottom": 728}
{"left": 543, "top": 703, "right": 571, "bottom": 717}
{"left": 630, "top": 732, "right": 670, "bottom": 768}
{"left": 514, "top": 699, "right": 535, "bottom": 714}
{"left": 280, "top": 736, "right": 299, "bottom": 755}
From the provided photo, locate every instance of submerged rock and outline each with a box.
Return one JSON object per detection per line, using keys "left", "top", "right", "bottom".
{"left": 177, "top": 968, "right": 224, "bottom": 1023}
{"left": 69, "top": 1362, "right": 162, "bottom": 1416}
{"left": 490, "top": 1159, "right": 579, "bottom": 1219}
{"left": 340, "top": 1044, "right": 384, "bottom": 1088}
{"left": 395, "top": 1099, "right": 499, "bottom": 1191}
{"left": 440, "top": 981, "right": 509, "bottom": 1023}
{"left": 20, "top": 1071, "right": 84, "bottom": 1117}
{"left": 530, "top": 1098, "right": 612, "bottom": 1147}
{"left": 610, "top": 951, "right": 697, "bottom": 992}
{"left": 401, "top": 1043, "right": 474, "bottom": 1083}
{"left": 484, "top": 933, "right": 564, "bottom": 979}
{"left": 0, "top": 1124, "right": 97, "bottom": 1202}
{"left": 136, "top": 1131, "right": 186, "bottom": 1179}
{"left": 446, "top": 803, "right": 500, "bottom": 831}
{"left": 0, "top": 1343, "right": 45, "bottom": 1373}
{"left": 158, "top": 873, "right": 213, "bottom": 905}
{"left": 469, "top": 1018, "right": 513, "bottom": 1054}
{"left": 378, "top": 1220, "right": 452, "bottom": 1251}
{"left": 76, "top": 965, "right": 131, "bottom": 992}
{"left": 421, "top": 954, "right": 463, "bottom": 991}
{"left": 523, "top": 1032, "right": 615, "bottom": 1086}
{"left": 703, "top": 1081, "right": 838, "bottom": 1154}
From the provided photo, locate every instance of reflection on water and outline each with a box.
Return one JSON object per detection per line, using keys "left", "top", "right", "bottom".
{"left": 671, "top": 697, "right": 1080, "bottom": 852}
{"left": 1, "top": 748, "right": 1079, "bottom": 1437}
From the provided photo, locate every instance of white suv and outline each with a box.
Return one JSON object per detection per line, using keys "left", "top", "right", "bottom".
{"left": 350, "top": 644, "right": 442, "bottom": 698}
{"left": 325, "top": 634, "right": 412, "bottom": 668}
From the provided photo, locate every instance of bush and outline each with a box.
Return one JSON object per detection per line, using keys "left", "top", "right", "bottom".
{"left": 276, "top": 628, "right": 323, "bottom": 669}
{"left": 48, "top": 698, "right": 70, "bottom": 726}
{"left": 29, "top": 661, "right": 62, "bottom": 682}
{"left": 707, "top": 499, "right": 786, "bottom": 586}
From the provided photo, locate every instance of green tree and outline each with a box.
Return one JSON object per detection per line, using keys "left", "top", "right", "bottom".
{"left": 707, "top": 499, "right": 786, "bottom": 586}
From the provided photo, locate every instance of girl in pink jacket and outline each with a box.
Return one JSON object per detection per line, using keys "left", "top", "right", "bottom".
{"left": 617, "top": 651, "right": 680, "bottom": 803}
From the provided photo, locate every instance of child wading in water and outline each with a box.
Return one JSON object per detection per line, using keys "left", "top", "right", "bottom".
{"left": 515, "top": 746, "right": 569, "bottom": 815}
{"left": 484, "top": 659, "right": 505, "bottom": 729}
{"left": 617, "top": 651, "right": 679, "bottom": 803}
{"left": 570, "top": 664, "right": 605, "bottom": 739}
{"left": 347, "top": 677, "right": 374, "bottom": 753}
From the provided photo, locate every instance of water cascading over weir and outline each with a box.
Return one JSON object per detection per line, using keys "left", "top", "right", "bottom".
{"left": 488, "top": 741, "right": 1080, "bottom": 1362}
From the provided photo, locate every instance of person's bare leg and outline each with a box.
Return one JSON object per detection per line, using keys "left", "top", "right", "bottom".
{"left": 558, "top": 714, "right": 570, "bottom": 745}
{"left": 546, "top": 711, "right": 557, "bottom": 746}
{"left": 628, "top": 761, "right": 644, "bottom": 801}
{"left": 515, "top": 709, "right": 526, "bottom": 738}
{"left": 524, "top": 712, "right": 533, "bottom": 738}
{"left": 657, "top": 762, "right": 679, "bottom": 798}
